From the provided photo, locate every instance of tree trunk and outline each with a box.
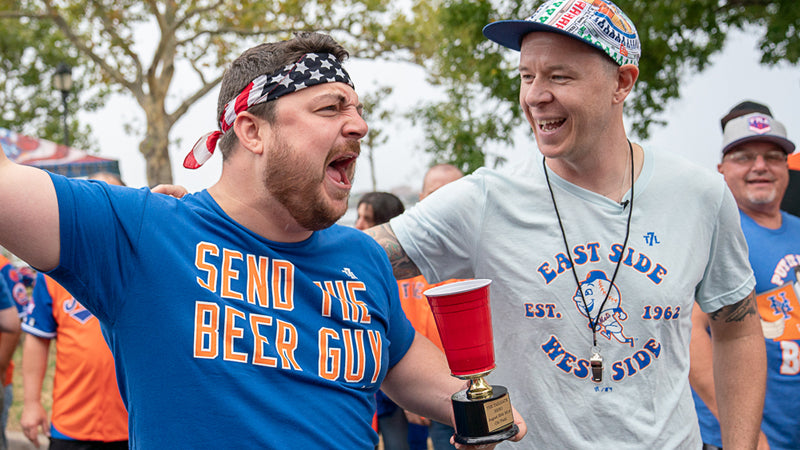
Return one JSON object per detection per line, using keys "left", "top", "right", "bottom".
{"left": 140, "top": 102, "right": 174, "bottom": 186}
{"left": 141, "top": 138, "right": 173, "bottom": 186}
{"left": 139, "top": 124, "right": 174, "bottom": 186}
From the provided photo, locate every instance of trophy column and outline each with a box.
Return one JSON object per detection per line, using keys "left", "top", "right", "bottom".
{"left": 424, "top": 279, "right": 518, "bottom": 445}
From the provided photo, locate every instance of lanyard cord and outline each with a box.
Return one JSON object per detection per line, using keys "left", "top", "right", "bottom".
{"left": 542, "top": 140, "right": 635, "bottom": 347}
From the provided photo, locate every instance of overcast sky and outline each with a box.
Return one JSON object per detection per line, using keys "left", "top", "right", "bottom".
{"left": 77, "top": 27, "right": 799, "bottom": 196}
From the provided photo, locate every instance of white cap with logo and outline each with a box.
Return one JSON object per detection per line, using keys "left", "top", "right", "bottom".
{"left": 722, "top": 112, "right": 795, "bottom": 155}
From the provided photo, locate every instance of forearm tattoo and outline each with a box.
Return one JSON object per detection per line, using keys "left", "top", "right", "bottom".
{"left": 365, "top": 223, "right": 421, "bottom": 279}
{"left": 708, "top": 290, "right": 758, "bottom": 323}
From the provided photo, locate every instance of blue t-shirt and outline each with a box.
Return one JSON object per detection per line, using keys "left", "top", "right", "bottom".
{"left": 47, "top": 173, "right": 415, "bottom": 449}
{"left": 694, "top": 211, "right": 800, "bottom": 449}
{"left": 0, "top": 258, "right": 31, "bottom": 316}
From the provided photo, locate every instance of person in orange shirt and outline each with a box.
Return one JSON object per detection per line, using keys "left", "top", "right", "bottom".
{"left": 21, "top": 272, "right": 128, "bottom": 450}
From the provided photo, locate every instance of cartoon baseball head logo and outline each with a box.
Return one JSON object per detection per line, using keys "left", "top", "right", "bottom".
{"left": 572, "top": 270, "right": 634, "bottom": 347}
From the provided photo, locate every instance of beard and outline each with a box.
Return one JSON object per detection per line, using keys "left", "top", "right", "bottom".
{"left": 745, "top": 186, "right": 777, "bottom": 205}
{"left": 264, "top": 131, "right": 358, "bottom": 231}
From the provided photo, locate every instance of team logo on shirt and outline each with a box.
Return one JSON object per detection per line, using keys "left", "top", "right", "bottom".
{"left": 573, "top": 270, "right": 634, "bottom": 347}
{"left": 532, "top": 241, "right": 673, "bottom": 383}
{"left": 63, "top": 297, "right": 94, "bottom": 324}
{"left": 342, "top": 267, "right": 358, "bottom": 280}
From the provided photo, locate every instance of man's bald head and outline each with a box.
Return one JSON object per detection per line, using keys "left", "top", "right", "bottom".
{"left": 420, "top": 164, "right": 463, "bottom": 200}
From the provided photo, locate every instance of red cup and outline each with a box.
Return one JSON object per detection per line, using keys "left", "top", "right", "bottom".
{"left": 424, "top": 279, "right": 495, "bottom": 377}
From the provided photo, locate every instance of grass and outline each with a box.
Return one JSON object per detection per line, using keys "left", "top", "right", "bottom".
{"left": 7, "top": 334, "right": 56, "bottom": 433}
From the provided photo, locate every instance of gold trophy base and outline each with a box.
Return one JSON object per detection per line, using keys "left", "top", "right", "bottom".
{"left": 451, "top": 384, "right": 518, "bottom": 445}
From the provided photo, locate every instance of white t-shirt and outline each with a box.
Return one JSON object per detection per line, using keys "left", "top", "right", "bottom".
{"left": 391, "top": 146, "right": 755, "bottom": 449}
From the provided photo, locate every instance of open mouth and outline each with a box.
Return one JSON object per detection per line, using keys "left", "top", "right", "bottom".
{"left": 326, "top": 154, "right": 357, "bottom": 187}
{"left": 537, "top": 118, "right": 566, "bottom": 132}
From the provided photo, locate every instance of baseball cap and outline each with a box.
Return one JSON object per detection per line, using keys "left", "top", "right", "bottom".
{"left": 722, "top": 112, "right": 795, "bottom": 155}
{"left": 482, "top": 0, "right": 641, "bottom": 67}
{"left": 720, "top": 100, "right": 772, "bottom": 131}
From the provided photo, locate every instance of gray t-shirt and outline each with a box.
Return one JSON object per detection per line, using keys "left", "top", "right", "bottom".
{"left": 391, "top": 147, "right": 755, "bottom": 449}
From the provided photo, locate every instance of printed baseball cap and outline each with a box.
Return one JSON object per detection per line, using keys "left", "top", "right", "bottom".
{"left": 482, "top": 0, "right": 641, "bottom": 67}
{"left": 722, "top": 112, "right": 795, "bottom": 155}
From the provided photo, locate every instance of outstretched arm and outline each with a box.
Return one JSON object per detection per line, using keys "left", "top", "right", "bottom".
{"left": 364, "top": 223, "right": 421, "bottom": 280}
{"left": 0, "top": 145, "right": 60, "bottom": 271}
{"left": 707, "top": 291, "right": 766, "bottom": 450}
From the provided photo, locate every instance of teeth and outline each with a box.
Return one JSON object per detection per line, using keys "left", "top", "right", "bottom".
{"left": 537, "top": 119, "right": 565, "bottom": 132}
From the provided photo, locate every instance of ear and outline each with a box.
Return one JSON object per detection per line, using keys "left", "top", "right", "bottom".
{"left": 233, "top": 111, "right": 268, "bottom": 156}
{"left": 613, "top": 64, "right": 639, "bottom": 104}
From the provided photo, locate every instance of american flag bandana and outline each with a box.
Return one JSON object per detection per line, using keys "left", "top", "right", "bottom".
{"left": 184, "top": 52, "right": 355, "bottom": 169}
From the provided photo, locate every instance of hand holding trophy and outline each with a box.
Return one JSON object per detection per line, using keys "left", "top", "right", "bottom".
{"left": 424, "top": 279, "right": 519, "bottom": 445}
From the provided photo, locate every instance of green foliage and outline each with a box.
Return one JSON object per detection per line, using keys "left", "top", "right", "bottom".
{"left": 0, "top": 13, "right": 104, "bottom": 150}
{"left": 1, "top": 0, "right": 797, "bottom": 180}
{"left": 0, "top": 0, "right": 416, "bottom": 184}
{"left": 407, "top": 0, "right": 800, "bottom": 169}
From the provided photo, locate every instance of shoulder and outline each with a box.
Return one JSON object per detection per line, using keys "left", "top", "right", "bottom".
{"left": 782, "top": 211, "right": 800, "bottom": 226}
{"left": 319, "top": 224, "right": 385, "bottom": 253}
{"left": 647, "top": 147, "right": 728, "bottom": 200}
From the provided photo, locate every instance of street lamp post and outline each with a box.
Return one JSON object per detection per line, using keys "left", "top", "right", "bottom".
{"left": 52, "top": 63, "right": 73, "bottom": 147}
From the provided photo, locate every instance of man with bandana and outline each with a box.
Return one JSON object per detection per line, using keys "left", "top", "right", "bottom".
{"left": 367, "top": 1, "right": 765, "bottom": 448}
{"left": 0, "top": 32, "right": 525, "bottom": 449}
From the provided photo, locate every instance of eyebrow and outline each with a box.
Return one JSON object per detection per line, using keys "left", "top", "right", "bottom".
{"left": 314, "top": 92, "right": 362, "bottom": 110}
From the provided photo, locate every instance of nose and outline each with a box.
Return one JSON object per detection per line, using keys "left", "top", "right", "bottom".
{"left": 521, "top": 77, "right": 553, "bottom": 108}
{"left": 354, "top": 216, "right": 368, "bottom": 230}
{"left": 344, "top": 108, "right": 368, "bottom": 140}
{"left": 751, "top": 154, "right": 770, "bottom": 170}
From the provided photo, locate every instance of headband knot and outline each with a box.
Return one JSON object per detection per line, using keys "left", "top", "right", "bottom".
{"left": 184, "top": 131, "right": 222, "bottom": 169}
{"left": 184, "top": 52, "right": 354, "bottom": 169}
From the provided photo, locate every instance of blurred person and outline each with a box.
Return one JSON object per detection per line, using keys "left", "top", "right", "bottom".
{"left": 367, "top": 1, "right": 765, "bottom": 448}
{"left": 0, "top": 275, "right": 20, "bottom": 450}
{"left": 691, "top": 104, "right": 797, "bottom": 450}
{"left": 21, "top": 273, "right": 128, "bottom": 449}
{"left": 355, "top": 192, "right": 405, "bottom": 231}
{"left": 0, "top": 32, "right": 524, "bottom": 449}
{"left": 0, "top": 254, "right": 29, "bottom": 450}
{"left": 20, "top": 172, "right": 129, "bottom": 450}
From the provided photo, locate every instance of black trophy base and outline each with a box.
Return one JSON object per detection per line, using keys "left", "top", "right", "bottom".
{"left": 452, "top": 384, "right": 518, "bottom": 445}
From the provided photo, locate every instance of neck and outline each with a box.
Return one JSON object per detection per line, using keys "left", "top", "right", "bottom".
{"left": 742, "top": 205, "right": 783, "bottom": 230}
{"left": 545, "top": 140, "right": 642, "bottom": 203}
{"left": 208, "top": 166, "right": 313, "bottom": 243}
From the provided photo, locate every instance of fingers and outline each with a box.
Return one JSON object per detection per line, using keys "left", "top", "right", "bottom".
{"left": 150, "top": 184, "right": 189, "bottom": 198}
{"left": 22, "top": 425, "right": 40, "bottom": 446}
{"left": 509, "top": 406, "right": 528, "bottom": 442}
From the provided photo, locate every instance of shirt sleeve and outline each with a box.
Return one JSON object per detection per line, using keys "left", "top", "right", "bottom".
{"left": 695, "top": 184, "right": 756, "bottom": 312}
{"left": 390, "top": 174, "right": 486, "bottom": 284}
{"left": 46, "top": 173, "right": 149, "bottom": 325}
{"left": 22, "top": 273, "right": 57, "bottom": 338}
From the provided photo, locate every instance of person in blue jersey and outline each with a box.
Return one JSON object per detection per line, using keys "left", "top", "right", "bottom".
{"left": 0, "top": 32, "right": 525, "bottom": 449}
{"left": 0, "top": 271, "right": 21, "bottom": 450}
{"left": 366, "top": 1, "right": 766, "bottom": 448}
{"left": 691, "top": 104, "right": 798, "bottom": 450}
{"left": 0, "top": 269, "right": 21, "bottom": 334}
